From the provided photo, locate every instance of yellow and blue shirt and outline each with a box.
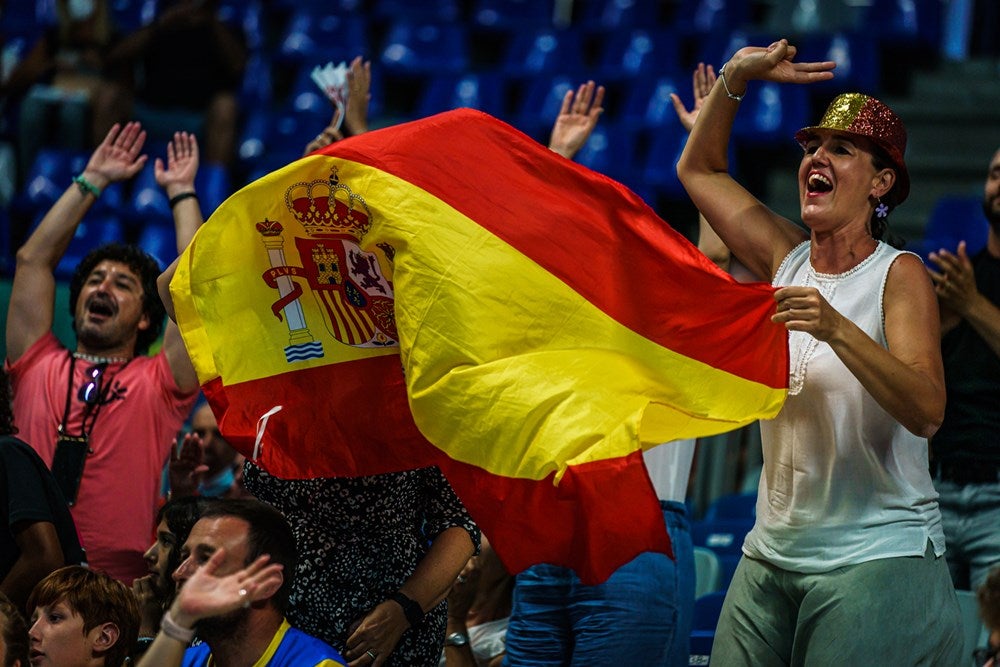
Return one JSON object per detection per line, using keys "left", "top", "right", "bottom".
{"left": 181, "top": 619, "right": 346, "bottom": 666}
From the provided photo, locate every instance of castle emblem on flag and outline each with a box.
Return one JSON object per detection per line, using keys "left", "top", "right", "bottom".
{"left": 257, "top": 168, "right": 398, "bottom": 363}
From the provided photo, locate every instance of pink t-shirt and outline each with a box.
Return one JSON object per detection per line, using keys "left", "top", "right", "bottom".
{"left": 7, "top": 333, "right": 197, "bottom": 583}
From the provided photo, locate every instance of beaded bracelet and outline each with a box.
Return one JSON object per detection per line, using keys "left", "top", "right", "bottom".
{"left": 169, "top": 191, "right": 199, "bottom": 209}
{"left": 72, "top": 174, "right": 102, "bottom": 198}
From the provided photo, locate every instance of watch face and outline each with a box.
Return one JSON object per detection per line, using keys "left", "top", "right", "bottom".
{"left": 446, "top": 632, "right": 469, "bottom": 647}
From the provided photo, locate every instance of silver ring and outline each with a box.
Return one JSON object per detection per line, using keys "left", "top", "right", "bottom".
{"left": 366, "top": 648, "right": 378, "bottom": 660}
{"left": 238, "top": 588, "right": 250, "bottom": 608}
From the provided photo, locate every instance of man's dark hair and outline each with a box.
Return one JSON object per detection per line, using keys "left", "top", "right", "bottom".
{"left": 200, "top": 499, "right": 298, "bottom": 612}
{"left": 68, "top": 243, "right": 166, "bottom": 355}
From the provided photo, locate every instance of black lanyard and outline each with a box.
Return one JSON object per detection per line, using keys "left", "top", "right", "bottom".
{"left": 57, "top": 352, "right": 128, "bottom": 440}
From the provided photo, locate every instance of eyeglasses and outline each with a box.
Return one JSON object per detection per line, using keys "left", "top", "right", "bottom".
{"left": 77, "top": 364, "right": 107, "bottom": 405}
{"left": 973, "top": 645, "right": 1000, "bottom": 666}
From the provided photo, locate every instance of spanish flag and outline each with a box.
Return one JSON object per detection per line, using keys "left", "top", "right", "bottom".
{"left": 171, "top": 109, "right": 787, "bottom": 583}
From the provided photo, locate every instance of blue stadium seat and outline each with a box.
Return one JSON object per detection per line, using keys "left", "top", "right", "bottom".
{"left": 2, "top": 0, "right": 57, "bottom": 40}
{"left": 732, "top": 82, "right": 810, "bottom": 146}
{"left": 863, "top": 0, "right": 943, "bottom": 50}
{"left": 594, "top": 28, "right": 682, "bottom": 83}
{"left": 217, "top": 0, "right": 265, "bottom": 51}
{"left": 278, "top": 12, "right": 369, "bottom": 67}
{"left": 380, "top": 22, "right": 469, "bottom": 75}
{"left": 702, "top": 492, "right": 757, "bottom": 522}
{"left": 797, "top": 31, "right": 880, "bottom": 94}
{"left": 416, "top": 72, "right": 507, "bottom": 118}
{"left": 673, "top": 0, "right": 752, "bottom": 35}
{"left": 641, "top": 130, "right": 689, "bottom": 199}
{"left": 569, "top": 122, "right": 641, "bottom": 188}
{"left": 911, "top": 195, "right": 989, "bottom": 263}
{"left": 135, "top": 220, "right": 176, "bottom": 271}
{"left": 512, "top": 74, "right": 578, "bottom": 143}
{"left": 576, "top": 0, "right": 663, "bottom": 31}
{"left": 31, "top": 211, "right": 126, "bottom": 280}
{"left": 128, "top": 163, "right": 172, "bottom": 227}
{"left": 690, "top": 591, "right": 728, "bottom": 664}
{"left": 195, "top": 163, "right": 233, "bottom": 218}
{"left": 620, "top": 73, "right": 686, "bottom": 130}
{"left": 472, "top": 0, "right": 556, "bottom": 30}
{"left": 371, "top": 0, "right": 462, "bottom": 23}
{"left": 500, "top": 27, "right": 586, "bottom": 78}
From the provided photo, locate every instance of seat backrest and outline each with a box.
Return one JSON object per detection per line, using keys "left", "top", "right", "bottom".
{"left": 694, "top": 546, "right": 722, "bottom": 599}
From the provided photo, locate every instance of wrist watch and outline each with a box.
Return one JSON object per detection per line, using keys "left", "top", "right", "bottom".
{"left": 445, "top": 631, "right": 470, "bottom": 647}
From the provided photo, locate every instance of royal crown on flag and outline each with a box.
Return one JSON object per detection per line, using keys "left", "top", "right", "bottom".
{"left": 285, "top": 168, "right": 372, "bottom": 240}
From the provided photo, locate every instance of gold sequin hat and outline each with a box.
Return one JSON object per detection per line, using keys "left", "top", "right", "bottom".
{"left": 795, "top": 93, "right": 909, "bottom": 205}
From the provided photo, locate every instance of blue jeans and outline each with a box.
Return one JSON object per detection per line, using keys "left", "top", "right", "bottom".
{"left": 504, "top": 501, "right": 694, "bottom": 667}
{"left": 937, "top": 479, "right": 1000, "bottom": 591}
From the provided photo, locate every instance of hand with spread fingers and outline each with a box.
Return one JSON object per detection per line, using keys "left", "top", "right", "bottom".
{"left": 344, "top": 600, "right": 409, "bottom": 666}
{"left": 548, "top": 80, "right": 605, "bottom": 160}
{"left": 168, "top": 432, "right": 208, "bottom": 499}
{"left": 671, "top": 61, "right": 716, "bottom": 132}
{"left": 170, "top": 549, "right": 283, "bottom": 627}
{"left": 84, "top": 121, "right": 149, "bottom": 186}
{"left": 154, "top": 131, "right": 199, "bottom": 195}
{"left": 721, "top": 38, "right": 836, "bottom": 93}
{"left": 928, "top": 241, "right": 983, "bottom": 316}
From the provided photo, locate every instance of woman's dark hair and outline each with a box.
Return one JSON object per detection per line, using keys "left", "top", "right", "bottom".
{"left": 0, "top": 592, "right": 28, "bottom": 667}
{"left": 869, "top": 146, "right": 906, "bottom": 249}
{"left": 157, "top": 496, "right": 214, "bottom": 600}
{"left": 68, "top": 243, "right": 166, "bottom": 355}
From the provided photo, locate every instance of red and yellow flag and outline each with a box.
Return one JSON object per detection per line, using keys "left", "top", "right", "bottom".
{"left": 171, "top": 109, "right": 788, "bottom": 584}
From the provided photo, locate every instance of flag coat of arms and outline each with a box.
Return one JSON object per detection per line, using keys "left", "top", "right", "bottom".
{"left": 171, "top": 108, "right": 788, "bottom": 583}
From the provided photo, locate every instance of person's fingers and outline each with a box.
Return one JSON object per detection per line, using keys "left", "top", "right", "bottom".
{"left": 590, "top": 85, "right": 605, "bottom": 115}
{"left": 558, "top": 89, "right": 574, "bottom": 116}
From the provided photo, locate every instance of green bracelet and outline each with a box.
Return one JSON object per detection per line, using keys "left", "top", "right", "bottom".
{"left": 72, "top": 174, "right": 102, "bottom": 198}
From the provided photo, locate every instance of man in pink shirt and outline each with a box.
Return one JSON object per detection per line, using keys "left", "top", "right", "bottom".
{"left": 5, "top": 123, "right": 203, "bottom": 583}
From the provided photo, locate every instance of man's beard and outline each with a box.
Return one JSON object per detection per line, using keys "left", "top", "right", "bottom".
{"left": 195, "top": 607, "right": 251, "bottom": 643}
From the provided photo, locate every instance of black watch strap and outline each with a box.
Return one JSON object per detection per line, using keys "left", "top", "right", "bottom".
{"left": 388, "top": 591, "right": 424, "bottom": 628}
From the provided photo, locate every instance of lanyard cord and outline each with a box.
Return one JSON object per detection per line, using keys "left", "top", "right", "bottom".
{"left": 58, "top": 351, "right": 130, "bottom": 439}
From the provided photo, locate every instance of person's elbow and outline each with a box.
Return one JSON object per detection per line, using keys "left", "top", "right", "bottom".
{"left": 907, "top": 388, "right": 945, "bottom": 440}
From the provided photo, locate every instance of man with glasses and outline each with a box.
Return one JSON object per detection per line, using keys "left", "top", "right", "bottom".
{"left": 5, "top": 124, "right": 201, "bottom": 584}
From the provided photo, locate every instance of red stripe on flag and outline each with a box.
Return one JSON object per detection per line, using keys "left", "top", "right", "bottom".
{"left": 438, "top": 450, "right": 672, "bottom": 584}
{"left": 202, "top": 367, "right": 671, "bottom": 584}
{"left": 201, "top": 360, "right": 435, "bottom": 479}
{"left": 326, "top": 110, "right": 787, "bottom": 389}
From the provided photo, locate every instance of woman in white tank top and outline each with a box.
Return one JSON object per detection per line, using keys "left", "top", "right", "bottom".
{"left": 676, "top": 39, "right": 963, "bottom": 666}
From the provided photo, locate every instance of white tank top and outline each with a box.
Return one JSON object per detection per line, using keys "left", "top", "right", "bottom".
{"left": 743, "top": 241, "right": 945, "bottom": 573}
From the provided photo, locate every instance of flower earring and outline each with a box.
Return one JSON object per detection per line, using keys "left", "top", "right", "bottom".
{"left": 875, "top": 197, "right": 889, "bottom": 219}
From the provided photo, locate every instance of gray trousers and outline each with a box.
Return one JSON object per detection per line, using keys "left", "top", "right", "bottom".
{"left": 710, "top": 543, "right": 964, "bottom": 666}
